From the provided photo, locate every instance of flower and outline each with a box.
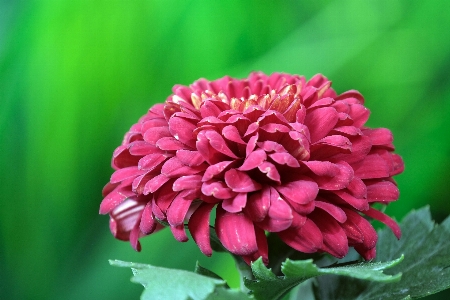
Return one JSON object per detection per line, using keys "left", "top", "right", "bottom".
{"left": 100, "top": 72, "right": 404, "bottom": 264}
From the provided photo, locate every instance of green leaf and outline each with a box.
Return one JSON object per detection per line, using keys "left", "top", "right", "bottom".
{"left": 110, "top": 260, "right": 250, "bottom": 300}
{"left": 244, "top": 255, "right": 402, "bottom": 300}
{"left": 314, "top": 206, "right": 450, "bottom": 300}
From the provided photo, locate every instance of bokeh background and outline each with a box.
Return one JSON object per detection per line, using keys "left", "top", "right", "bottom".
{"left": 1, "top": 0, "right": 449, "bottom": 299}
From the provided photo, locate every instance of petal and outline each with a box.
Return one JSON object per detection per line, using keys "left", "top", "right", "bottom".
{"left": 143, "top": 174, "right": 170, "bottom": 194}
{"left": 167, "top": 193, "right": 193, "bottom": 227}
{"left": 269, "top": 152, "right": 300, "bottom": 168}
{"left": 315, "top": 201, "right": 347, "bottom": 223}
{"left": 201, "top": 180, "right": 237, "bottom": 199}
{"left": 138, "top": 153, "right": 170, "bottom": 171}
{"left": 222, "top": 193, "right": 247, "bottom": 213}
{"left": 310, "top": 210, "right": 348, "bottom": 258}
{"left": 129, "top": 221, "right": 142, "bottom": 252}
{"left": 366, "top": 181, "right": 399, "bottom": 203}
{"left": 363, "top": 128, "right": 394, "bottom": 149}
{"left": 342, "top": 208, "right": 377, "bottom": 250}
{"left": 242, "top": 226, "right": 269, "bottom": 265}
{"left": 188, "top": 203, "right": 215, "bottom": 256}
{"left": 304, "top": 107, "right": 339, "bottom": 143}
{"left": 224, "top": 169, "right": 262, "bottom": 193}
{"left": 276, "top": 178, "right": 318, "bottom": 205}
{"left": 170, "top": 224, "right": 189, "bottom": 242}
{"left": 258, "top": 161, "right": 281, "bottom": 183}
{"left": 257, "top": 188, "right": 293, "bottom": 232}
{"left": 173, "top": 175, "right": 203, "bottom": 192}
{"left": 161, "top": 157, "right": 205, "bottom": 177}
{"left": 244, "top": 187, "right": 270, "bottom": 222}
{"left": 303, "top": 161, "right": 353, "bottom": 190}
{"left": 202, "top": 161, "right": 235, "bottom": 181}
{"left": 353, "top": 154, "right": 390, "bottom": 179}
{"left": 222, "top": 125, "right": 246, "bottom": 144}
{"left": 332, "top": 190, "right": 369, "bottom": 211}
{"left": 215, "top": 206, "right": 258, "bottom": 256}
{"left": 140, "top": 202, "right": 157, "bottom": 235}
{"left": 110, "top": 166, "right": 145, "bottom": 184}
{"left": 100, "top": 186, "right": 136, "bottom": 214}
{"left": 278, "top": 218, "right": 323, "bottom": 253}
{"left": 109, "top": 198, "right": 146, "bottom": 240}
{"left": 176, "top": 150, "right": 205, "bottom": 167}
{"left": 348, "top": 103, "right": 370, "bottom": 127}
{"left": 168, "top": 116, "right": 197, "bottom": 148}
{"left": 156, "top": 137, "right": 186, "bottom": 151}
{"left": 239, "top": 150, "right": 267, "bottom": 171}
{"left": 143, "top": 127, "right": 172, "bottom": 144}
{"left": 364, "top": 207, "right": 401, "bottom": 239}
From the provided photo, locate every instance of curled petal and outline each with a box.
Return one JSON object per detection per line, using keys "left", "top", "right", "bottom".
{"left": 188, "top": 203, "right": 215, "bottom": 256}
{"left": 366, "top": 181, "right": 399, "bottom": 203}
{"left": 278, "top": 218, "right": 323, "bottom": 253}
{"left": 168, "top": 116, "right": 197, "bottom": 148}
{"left": 364, "top": 207, "right": 401, "bottom": 239}
{"left": 224, "top": 169, "right": 262, "bottom": 193}
{"left": 222, "top": 193, "right": 247, "bottom": 213}
{"left": 201, "top": 180, "right": 237, "bottom": 199}
{"left": 276, "top": 178, "right": 318, "bottom": 205}
{"left": 310, "top": 210, "right": 348, "bottom": 258}
{"left": 216, "top": 206, "right": 258, "bottom": 256}
{"left": 239, "top": 150, "right": 267, "bottom": 171}
{"left": 304, "top": 107, "right": 339, "bottom": 143}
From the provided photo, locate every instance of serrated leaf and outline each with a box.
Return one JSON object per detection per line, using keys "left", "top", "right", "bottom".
{"left": 314, "top": 206, "right": 450, "bottom": 300}
{"left": 245, "top": 255, "right": 402, "bottom": 300}
{"left": 109, "top": 260, "right": 240, "bottom": 300}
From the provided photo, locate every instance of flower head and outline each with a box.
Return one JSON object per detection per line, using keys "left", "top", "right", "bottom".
{"left": 100, "top": 72, "right": 404, "bottom": 264}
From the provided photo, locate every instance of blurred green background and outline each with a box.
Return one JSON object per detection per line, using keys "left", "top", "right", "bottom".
{"left": 1, "top": 0, "right": 449, "bottom": 299}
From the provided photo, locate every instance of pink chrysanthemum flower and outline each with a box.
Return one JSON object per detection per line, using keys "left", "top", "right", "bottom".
{"left": 100, "top": 72, "right": 404, "bottom": 264}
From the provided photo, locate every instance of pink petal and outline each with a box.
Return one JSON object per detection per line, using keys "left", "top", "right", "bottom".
{"left": 310, "top": 210, "right": 348, "bottom": 258}
{"left": 304, "top": 107, "right": 339, "bottom": 143}
{"left": 204, "top": 130, "right": 239, "bottom": 158}
{"left": 143, "top": 174, "right": 170, "bottom": 194}
{"left": 188, "top": 203, "right": 215, "bottom": 256}
{"left": 258, "top": 161, "right": 281, "bottom": 183}
{"left": 222, "top": 125, "right": 246, "bottom": 144}
{"left": 348, "top": 103, "right": 370, "bottom": 127}
{"left": 156, "top": 137, "right": 186, "bottom": 151}
{"left": 170, "top": 224, "right": 189, "bottom": 242}
{"left": 315, "top": 201, "right": 347, "bottom": 223}
{"left": 346, "top": 177, "right": 367, "bottom": 198}
{"left": 276, "top": 178, "right": 318, "bottom": 205}
{"left": 245, "top": 133, "right": 258, "bottom": 156}
{"left": 278, "top": 218, "right": 323, "bottom": 253}
{"left": 364, "top": 207, "right": 401, "bottom": 239}
{"left": 161, "top": 157, "right": 205, "bottom": 177}
{"left": 173, "top": 175, "right": 203, "bottom": 192}
{"left": 342, "top": 208, "right": 377, "bottom": 250}
{"left": 269, "top": 152, "right": 300, "bottom": 168}
{"left": 143, "top": 127, "right": 172, "bottom": 144}
{"left": 129, "top": 141, "right": 161, "bottom": 156}
{"left": 215, "top": 206, "right": 258, "bottom": 256}
{"left": 224, "top": 169, "right": 262, "bottom": 193}
{"left": 138, "top": 153, "right": 170, "bottom": 171}
{"left": 167, "top": 193, "right": 193, "bottom": 226}
{"left": 168, "top": 116, "right": 197, "bottom": 148}
{"left": 201, "top": 180, "right": 237, "bottom": 199}
{"left": 366, "top": 181, "right": 399, "bottom": 203}
{"left": 99, "top": 186, "right": 136, "bottom": 214}
{"left": 112, "top": 145, "right": 141, "bottom": 169}
{"left": 239, "top": 150, "right": 267, "bottom": 171}
{"left": 176, "top": 150, "right": 205, "bottom": 167}
{"left": 303, "top": 161, "right": 353, "bottom": 190}
{"left": 257, "top": 188, "right": 293, "bottom": 232}
{"left": 363, "top": 128, "right": 394, "bottom": 149}
{"left": 332, "top": 190, "right": 369, "bottom": 211}
{"left": 243, "top": 187, "right": 270, "bottom": 222}
{"left": 242, "top": 226, "right": 269, "bottom": 265}
{"left": 353, "top": 154, "right": 390, "bottom": 179}
{"left": 391, "top": 154, "right": 404, "bottom": 176}
{"left": 129, "top": 221, "right": 142, "bottom": 251}
{"left": 109, "top": 198, "right": 146, "bottom": 240}
{"left": 140, "top": 202, "right": 157, "bottom": 235}
{"left": 222, "top": 193, "right": 247, "bottom": 213}
{"left": 110, "top": 166, "right": 145, "bottom": 184}
{"left": 202, "top": 161, "right": 235, "bottom": 181}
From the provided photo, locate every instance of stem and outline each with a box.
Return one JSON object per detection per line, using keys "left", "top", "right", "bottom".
{"left": 235, "top": 257, "right": 253, "bottom": 293}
